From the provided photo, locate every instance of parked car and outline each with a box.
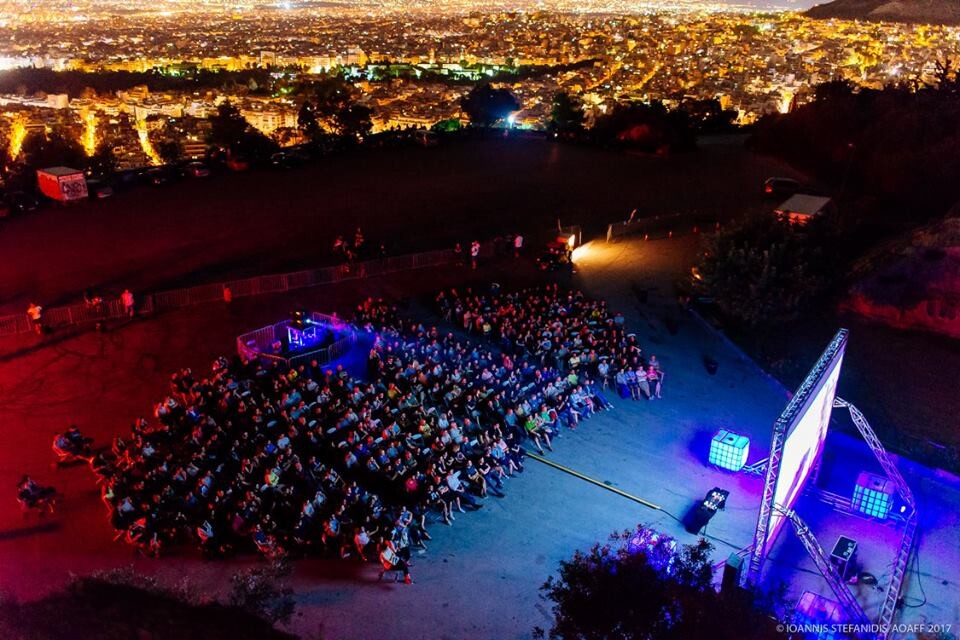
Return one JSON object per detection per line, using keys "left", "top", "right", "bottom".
{"left": 145, "top": 167, "right": 171, "bottom": 186}
{"left": 270, "top": 152, "right": 295, "bottom": 169}
{"left": 763, "top": 177, "right": 800, "bottom": 199}
{"left": 86, "top": 179, "right": 114, "bottom": 199}
{"left": 184, "top": 161, "right": 210, "bottom": 178}
{"left": 226, "top": 156, "right": 250, "bottom": 172}
{"left": 7, "top": 191, "right": 40, "bottom": 214}
{"left": 288, "top": 148, "right": 312, "bottom": 163}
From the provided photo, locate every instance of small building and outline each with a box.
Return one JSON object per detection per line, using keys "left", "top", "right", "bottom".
{"left": 37, "top": 167, "right": 88, "bottom": 202}
{"left": 775, "top": 194, "right": 833, "bottom": 225}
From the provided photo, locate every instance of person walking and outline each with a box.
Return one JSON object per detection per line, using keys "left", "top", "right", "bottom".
{"left": 27, "top": 302, "right": 43, "bottom": 334}
{"left": 470, "top": 240, "right": 480, "bottom": 270}
{"left": 121, "top": 289, "right": 135, "bottom": 317}
{"left": 513, "top": 233, "right": 523, "bottom": 257}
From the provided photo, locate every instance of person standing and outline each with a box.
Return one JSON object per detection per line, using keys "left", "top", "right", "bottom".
{"left": 453, "top": 242, "right": 463, "bottom": 267}
{"left": 513, "top": 233, "right": 523, "bottom": 257}
{"left": 27, "top": 302, "right": 43, "bottom": 334}
{"left": 354, "top": 227, "right": 365, "bottom": 256}
{"left": 470, "top": 240, "right": 480, "bottom": 270}
{"left": 647, "top": 364, "right": 662, "bottom": 399}
{"left": 121, "top": 289, "right": 135, "bottom": 317}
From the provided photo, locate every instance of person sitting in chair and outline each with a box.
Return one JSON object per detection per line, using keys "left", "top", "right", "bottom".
{"left": 378, "top": 538, "right": 412, "bottom": 584}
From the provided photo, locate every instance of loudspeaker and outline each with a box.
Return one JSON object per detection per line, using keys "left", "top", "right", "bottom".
{"left": 721, "top": 552, "right": 743, "bottom": 594}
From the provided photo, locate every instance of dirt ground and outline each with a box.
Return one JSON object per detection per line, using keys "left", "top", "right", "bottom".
{"left": 0, "top": 135, "right": 797, "bottom": 315}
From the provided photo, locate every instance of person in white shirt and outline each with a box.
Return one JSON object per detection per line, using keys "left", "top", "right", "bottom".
{"left": 513, "top": 233, "right": 523, "bottom": 257}
{"left": 470, "top": 240, "right": 480, "bottom": 270}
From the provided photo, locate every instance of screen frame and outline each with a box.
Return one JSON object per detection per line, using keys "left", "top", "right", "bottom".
{"left": 748, "top": 329, "right": 848, "bottom": 580}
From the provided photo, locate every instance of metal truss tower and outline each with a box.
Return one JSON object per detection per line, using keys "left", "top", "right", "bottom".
{"left": 833, "top": 398, "right": 918, "bottom": 639}
{"left": 779, "top": 506, "right": 870, "bottom": 626}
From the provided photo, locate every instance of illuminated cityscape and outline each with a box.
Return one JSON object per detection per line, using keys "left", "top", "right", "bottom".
{"left": 1, "top": 2, "right": 959, "bottom": 164}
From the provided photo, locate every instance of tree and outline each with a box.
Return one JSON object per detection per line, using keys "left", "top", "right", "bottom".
{"left": 271, "top": 126, "right": 300, "bottom": 147}
{"left": 679, "top": 98, "right": 738, "bottom": 133}
{"left": 695, "top": 212, "right": 835, "bottom": 327}
{"left": 548, "top": 91, "right": 585, "bottom": 136}
{"left": 460, "top": 83, "right": 520, "bottom": 127}
{"left": 87, "top": 141, "right": 118, "bottom": 178}
{"left": 19, "top": 129, "right": 87, "bottom": 170}
{"left": 590, "top": 101, "right": 696, "bottom": 152}
{"left": 312, "top": 76, "right": 355, "bottom": 120}
{"left": 537, "top": 526, "right": 782, "bottom": 640}
{"left": 208, "top": 101, "right": 250, "bottom": 151}
{"left": 207, "top": 101, "right": 277, "bottom": 162}
{"left": 0, "top": 129, "right": 10, "bottom": 170}
{"left": 0, "top": 568, "right": 296, "bottom": 640}
{"left": 158, "top": 139, "right": 184, "bottom": 165}
{"left": 333, "top": 104, "right": 373, "bottom": 140}
{"left": 748, "top": 78, "right": 960, "bottom": 224}
{"left": 297, "top": 100, "right": 322, "bottom": 141}
{"left": 814, "top": 78, "right": 856, "bottom": 103}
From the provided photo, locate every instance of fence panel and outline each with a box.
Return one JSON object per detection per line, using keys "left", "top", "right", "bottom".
{"left": 154, "top": 289, "right": 194, "bottom": 310}
{"left": 0, "top": 314, "right": 29, "bottom": 335}
{"left": 44, "top": 306, "right": 78, "bottom": 328}
{"left": 606, "top": 213, "right": 718, "bottom": 242}
{"left": 254, "top": 274, "right": 288, "bottom": 296}
{"left": 286, "top": 270, "right": 317, "bottom": 290}
{"left": 0, "top": 247, "right": 458, "bottom": 338}
{"left": 188, "top": 284, "right": 224, "bottom": 305}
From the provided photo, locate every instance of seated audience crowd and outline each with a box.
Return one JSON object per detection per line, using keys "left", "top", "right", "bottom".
{"left": 90, "top": 285, "right": 662, "bottom": 580}
{"left": 436, "top": 284, "right": 664, "bottom": 400}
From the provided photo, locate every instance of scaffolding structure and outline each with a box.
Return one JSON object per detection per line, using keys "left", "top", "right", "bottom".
{"left": 833, "top": 398, "right": 918, "bottom": 639}
{"left": 743, "top": 325, "right": 918, "bottom": 640}
{"left": 749, "top": 398, "right": 918, "bottom": 639}
{"left": 779, "top": 506, "right": 870, "bottom": 626}
{"left": 741, "top": 457, "right": 769, "bottom": 477}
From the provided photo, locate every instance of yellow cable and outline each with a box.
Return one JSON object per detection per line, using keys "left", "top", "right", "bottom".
{"left": 527, "top": 452, "right": 662, "bottom": 511}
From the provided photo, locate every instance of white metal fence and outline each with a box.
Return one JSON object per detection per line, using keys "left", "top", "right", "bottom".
{"left": 0, "top": 248, "right": 457, "bottom": 337}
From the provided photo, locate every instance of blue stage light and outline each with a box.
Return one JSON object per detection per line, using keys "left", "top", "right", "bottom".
{"left": 851, "top": 471, "right": 894, "bottom": 519}
{"left": 708, "top": 429, "right": 750, "bottom": 471}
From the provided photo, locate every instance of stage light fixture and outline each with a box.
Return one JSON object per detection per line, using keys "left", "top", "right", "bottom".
{"left": 851, "top": 471, "right": 894, "bottom": 519}
{"left": 708, "top": 429, "right": 750, "bottom": 471}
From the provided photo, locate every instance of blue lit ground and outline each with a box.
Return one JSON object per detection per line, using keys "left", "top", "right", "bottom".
{"left": 0, "top": 237, "right": 957, "bottom": 639}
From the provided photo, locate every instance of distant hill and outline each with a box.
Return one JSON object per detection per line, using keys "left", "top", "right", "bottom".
{"left": 805, "top": 0, "right": 960, "bottom": 25}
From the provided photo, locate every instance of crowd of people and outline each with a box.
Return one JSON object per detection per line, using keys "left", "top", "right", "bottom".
{"left": 82, "top": 284, "right": 662, "bottom": 582}
{"left": 436, "top": 284, "right": 664, "bottom": 400}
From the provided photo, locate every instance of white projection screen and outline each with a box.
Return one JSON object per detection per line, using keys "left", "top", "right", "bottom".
{"left": 755, "top": 330, "right": 847, "bottom": 561}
